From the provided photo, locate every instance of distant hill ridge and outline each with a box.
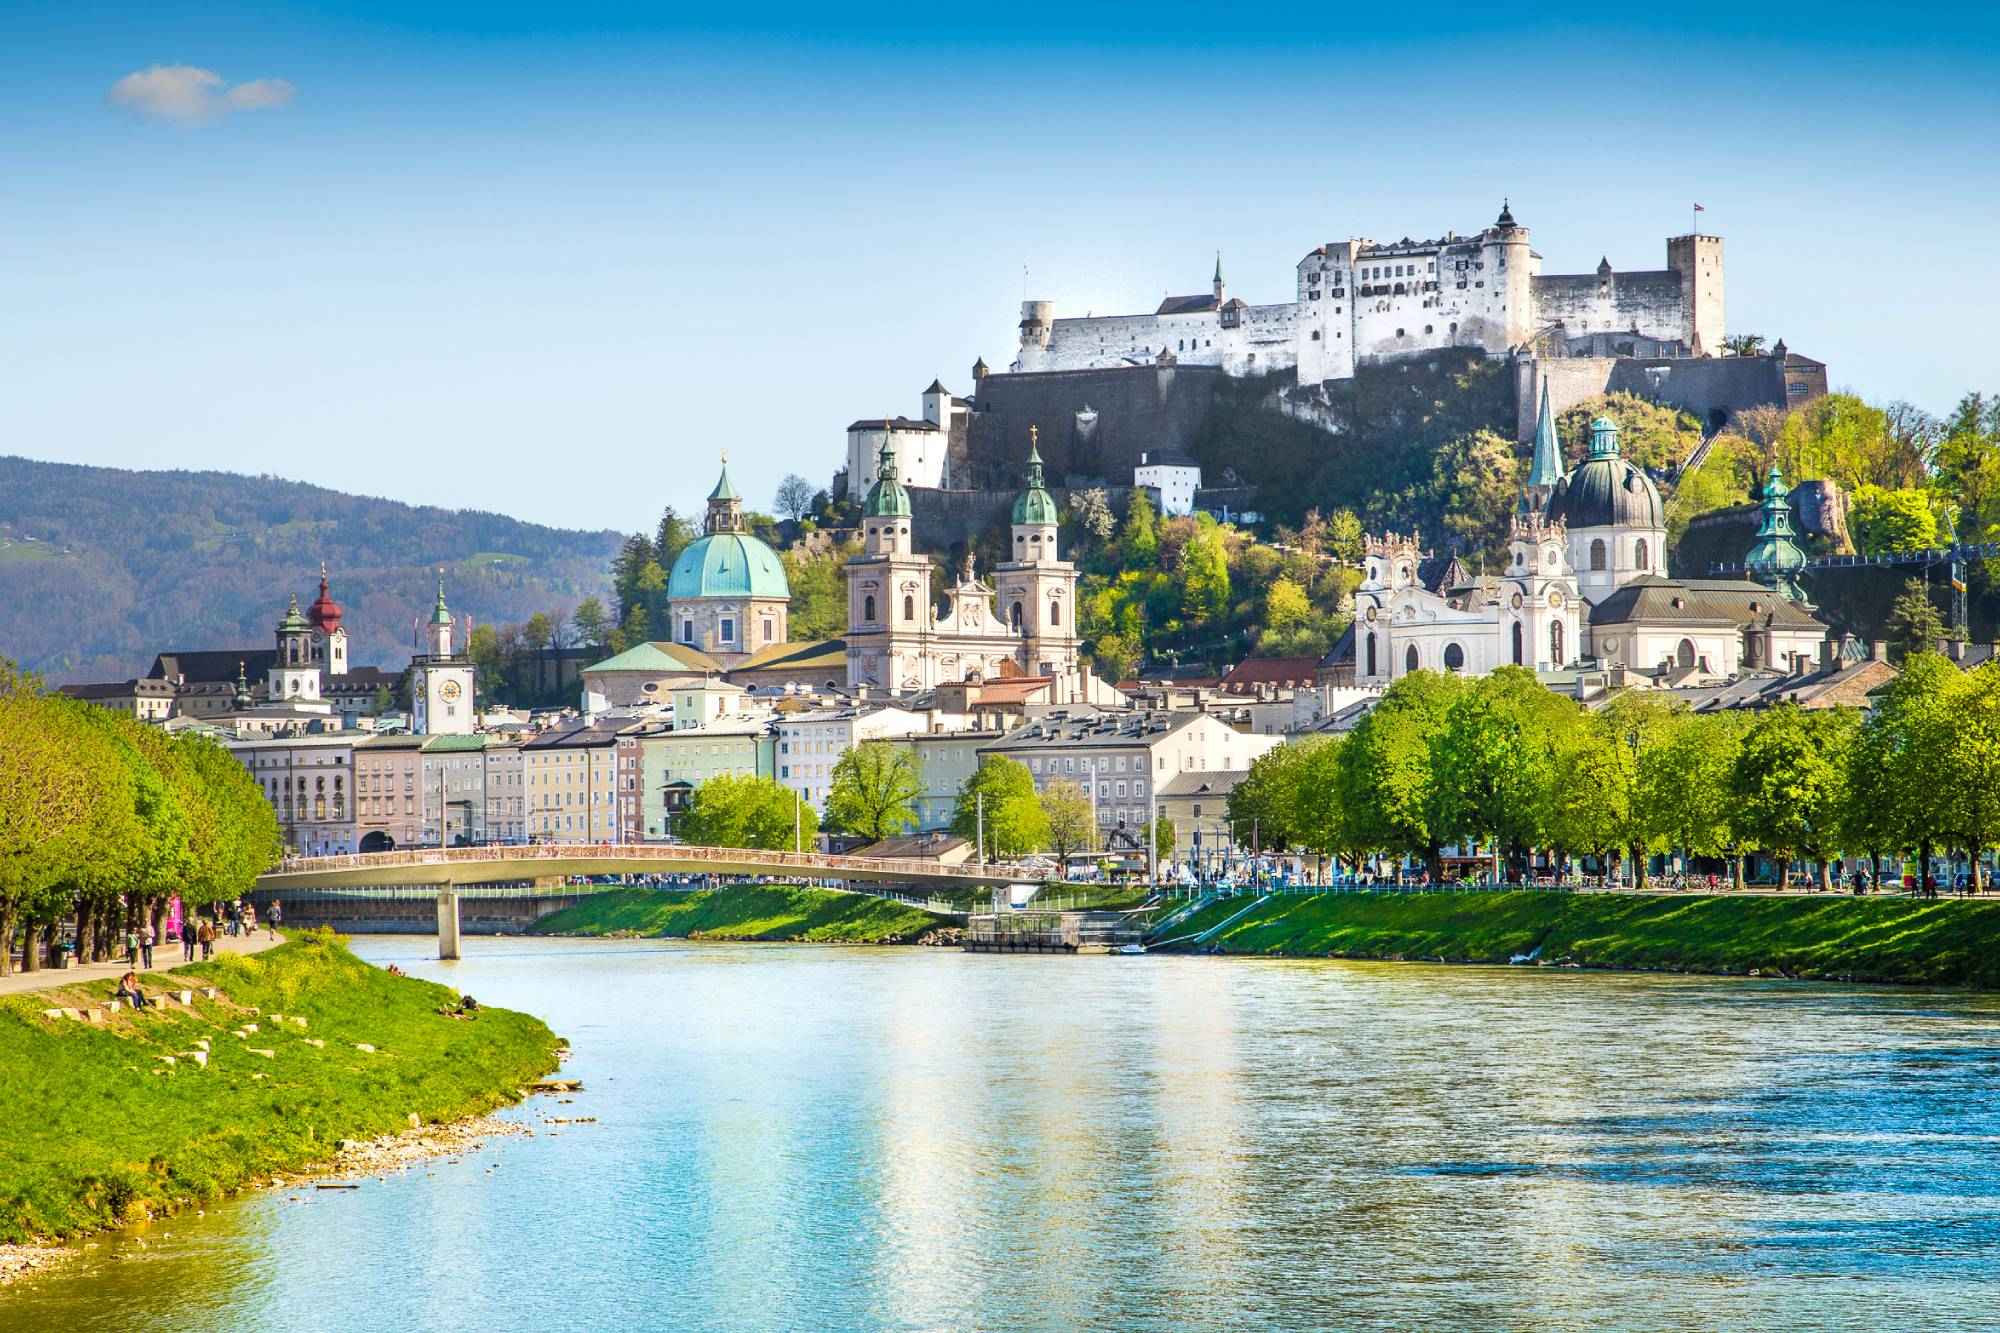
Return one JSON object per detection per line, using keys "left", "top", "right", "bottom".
{"left": 0, "top": 455, "right": 622, "bottom": 684}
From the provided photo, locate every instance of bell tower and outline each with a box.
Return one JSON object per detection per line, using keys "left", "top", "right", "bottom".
{"left": 412, "top": 572, "right": 476, "bottom": 735}
{"left": 845, "top": 441, "right": 933, "bottom": 693}
{"left": 994, "top": 426, "right": 1080, "bottom": 677}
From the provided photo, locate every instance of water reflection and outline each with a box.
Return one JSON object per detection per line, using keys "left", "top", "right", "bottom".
{"left": 7, "top": 941, "right": 2000, "bottom": 1332}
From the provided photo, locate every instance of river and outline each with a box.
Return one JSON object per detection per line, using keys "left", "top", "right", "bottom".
{"left": 8, "top": 937, "right": 2000, "bottom": 1331}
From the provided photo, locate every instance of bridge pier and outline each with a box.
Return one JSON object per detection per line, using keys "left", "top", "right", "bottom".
{"left": 436, "top": 886, "right": 461, "bottom": 961}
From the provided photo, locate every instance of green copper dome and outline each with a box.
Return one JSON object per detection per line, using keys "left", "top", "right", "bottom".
{"left": 278, "top": 594, "right": 310, "bottom": 634}
{"left": 1012, "top": 437, "right": 1059, "bottom": 526}
{"left": 668, "top": 531, "right": 790, "bottom": 601}
{"left": 1744, "top": 465, "right": 1808, "bottom": 600}
{"left": 863, "top": 441, "right": 912, "bottom": 519}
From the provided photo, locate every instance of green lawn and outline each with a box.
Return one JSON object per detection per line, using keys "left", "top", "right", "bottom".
{"left": 0, "top": 928, "right": 561, "bottom": 1242}
{"left": 1159, "top": 890, "right": 2000, "bottom": 987}
{"left": 528, "top": 884, "right": 953, "bottom": 943}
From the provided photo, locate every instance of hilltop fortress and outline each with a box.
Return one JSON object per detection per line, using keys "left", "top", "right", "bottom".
{"left": 1011, "top": 202, "right": 1723, "bottom": 386}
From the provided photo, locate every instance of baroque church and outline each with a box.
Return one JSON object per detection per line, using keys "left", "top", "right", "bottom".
{"left": 1352, "top": 388, "right": 1827, "bottom": 686}
{"left": 631, "top": 439, "right": 1120, "bottom": 707}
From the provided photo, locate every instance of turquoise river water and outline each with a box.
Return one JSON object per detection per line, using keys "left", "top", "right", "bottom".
{"left": 6, "top": 936, "right": 2000, "bottom": 1331}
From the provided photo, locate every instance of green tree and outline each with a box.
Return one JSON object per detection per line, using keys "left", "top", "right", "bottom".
{"left": 1849, "top": 485, "right": 1941, "bottom": 554}
{"left": 1337, "top": 669, "right": 1467, "bottom": 882}
{"left": 1120, "top": 490, "right": 1160, "bottom": 567}
{"left": 1263, "top": 578, "right": 1312, "bottom": 636}
{"left": 522, "top": 612, "right": 555, "bottom": 654}
{"left": 611, "top": 533, "right": 657, "bottom": 622}
{"left": 1885, "top": 578, "right": 1950, "bottom": 656}
{"left": 1324, "top": 509, "right": 1365, "bottom": 564}
{"left": 1722, "top": 333, "right": 1767, "bottom": 357}
{"left": 655, "top": 508, "right": 697, "bottom": 572}
{"left": 1430, "top": 668, "right": 1582, "bottom": 877}
{"left": 1068, "top": 488, "right": 1115, "bottom": 545}
{"left": 570, "top": 596, "right": 611, "bottom": 649}
{"left": 1945, "top": 664, "right": 2000, "bottom": 892}
{"left": 635, "top": 561, "right": 670, "bottom": 624}
{"left": 1179, "top": 517, "right": 1231, "bottom": 627}
{"left": 1229, "top": 740, "right": 1315, "bottom": 855}
{"left": 1637, "top": 712, "right": 1743, "bottom": 880}
{"left": 1849, "top": 653, "right": 1958, "bottom": 893}
{"left": 679, "top": 773, "right": 817, "bottom": 851}
{"left": 822, "top": 742, "right": 921, "bottom": 842}
{"left": 950, "top": 758, "right": 1048, "bottom": 859}
{"left": 1039, "top": 780, "right": 1095, "bottom": 863}
{"left": 1731, "top": 704, "right": 1855, "bottom": 889}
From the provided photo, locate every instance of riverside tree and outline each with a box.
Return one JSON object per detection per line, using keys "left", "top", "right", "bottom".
{"left": 680, "top": 773, "right": 818, "bottom": 851}
{"left": 1039, "top": 780, "right": 1095, "bottom": 863}
{"left": 950, "top": 758, "right": 1048, "bottom": 859}
{"left": 822, "top": 742, "right": 921, "bottom": 842}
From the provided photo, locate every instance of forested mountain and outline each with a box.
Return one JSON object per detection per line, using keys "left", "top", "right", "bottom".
{"left": 0, "top": 456, "right": 622, "bottom": 684}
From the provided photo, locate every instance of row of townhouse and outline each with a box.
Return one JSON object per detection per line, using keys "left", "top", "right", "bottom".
{"left": 230, "top": 731, "right": 535, "bottom": 855}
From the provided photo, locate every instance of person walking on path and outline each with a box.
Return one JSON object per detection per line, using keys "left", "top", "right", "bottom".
{"left": 139, "top": 923, "right": 154, "bottom": 970}
{"left": 181, "top": 915, "right": 198, "bottom": 962}
{"left": 125, "top": 925, "right": 140, "bottom": 968}
{"left": 267, "top": 900, "right": 283, "bottom": 939}
{"left": 244, "top": 903, "right": 258, "bottom": 935}
{"left": 197, "top": 918, "right": 214, "bottom": 961}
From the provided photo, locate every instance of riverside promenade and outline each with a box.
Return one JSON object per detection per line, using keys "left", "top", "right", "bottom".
{"left": 0, "top": 933, "right": 280, "bottom": 999}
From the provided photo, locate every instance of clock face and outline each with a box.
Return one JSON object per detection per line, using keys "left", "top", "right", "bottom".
{"left": 1365, "top": 607, "right": 1378, "bottom": 623}
{"left": 1548, "top": 591, "right": 1564, "bottom": 609}
{"left": 440, "top": 679, "right": 462, "bottom": 701}
{"left": 1511, "top": 593, "right": 1524, "bottom": 609}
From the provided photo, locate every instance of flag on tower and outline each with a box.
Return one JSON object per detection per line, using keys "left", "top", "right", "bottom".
{"left": 1693, "top": 203, "right": 1705, "bottom": 211}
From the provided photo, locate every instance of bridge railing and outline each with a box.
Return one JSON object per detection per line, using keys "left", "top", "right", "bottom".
{"left": 267, "top": 842, "right": 1037, "bottom": 884}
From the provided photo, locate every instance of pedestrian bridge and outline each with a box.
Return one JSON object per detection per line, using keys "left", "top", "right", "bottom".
{"left": 257, "top": 843, "right": 1044, "bottom": 958}
{"left": 258, "top": 842, "right": 1037, "bottom": 892}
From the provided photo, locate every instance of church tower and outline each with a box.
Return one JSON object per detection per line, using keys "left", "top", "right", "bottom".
{"left": 412, "top": 573, "right": 476, "bottom": 735}
{"left": 1744, "top": 465, "right": 1809, "bottom": 603}
{"left": 994, "top": 427, "right": 1081, "bottom": 678}
{"left": 268, "top": 595, "right": 322, "bottom": 703}
{"left": 845, "top": 441, "right": 934, "bottom": 693}
{"left": 306, "top": 564, "right": 348, "bottom": 676}
{"left": 1505, "top": 507, "right": 1582, "bottom": 670}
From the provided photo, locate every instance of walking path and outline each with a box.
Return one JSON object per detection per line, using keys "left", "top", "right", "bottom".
{"left": 0, "top": 932, "right": 282, "bottom": 999}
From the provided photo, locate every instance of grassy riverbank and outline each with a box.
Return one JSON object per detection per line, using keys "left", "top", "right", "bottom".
{"left": 1163, "top": 891, "right": 2000, "bottom": 987}
{"left": 0, "top": 929, "right": 561, "bottom": 1243}
{"left": 528, "top": 885, "right": 952, "bottom": 943}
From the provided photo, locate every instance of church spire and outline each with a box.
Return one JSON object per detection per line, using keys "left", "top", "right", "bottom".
{"left": 1212, "top": 250, "right": 1224, "bottom": 300}
{"left": 1528, "top": 382, "right": 1563, "bottom": 491}
{"left": 705, "top": 455, "right": 744, "bottom": 533}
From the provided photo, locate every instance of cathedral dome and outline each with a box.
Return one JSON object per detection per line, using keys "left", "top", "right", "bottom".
{"left": 1012, "top": 436, "right": 1059, "bottom": 525}
{"left": 668, "top": 531, "right": 790, "bottom": 601}
{"left": 1545, "top": 416, "right": 1663, "bottom": 530}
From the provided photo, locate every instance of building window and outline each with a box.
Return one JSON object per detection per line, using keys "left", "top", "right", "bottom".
{"left": 1365, "top": 632, "right": 1377, "bottom": 677}
{"left": 1678, "top": 638, "right": 1697, "bottom": 669}
{"left": 1590, "top": 539, "right": 1607, "bottom": 571}
{"left": 1049, "top": 600, "right": 1060, "bottom": 626}
{"left": 1444, "top": 642, "right": 1465, "bottom": 672}
{"left": 903, "top": 594, "right": 914, "bottom": 622}
{"left": 864, "top": 595, "right": 876, "bottom": 622}
{"left": 1011, "top": 601, "right": 1024, "bottom": 631}
{"left": 1552, "top": 621, "right": 1567, "bottom": 667}
{"left": 1405, "top": 645, "right": 1419, "bottom": 674}
{"left": 1511, "top": 621, "right": 1523, "bottom": 666}
{"left": 1636, "top": 538, "right": 1650, "bottom": 569}
{"left": 682, "top": 619, "right": 695, "bottom": 643}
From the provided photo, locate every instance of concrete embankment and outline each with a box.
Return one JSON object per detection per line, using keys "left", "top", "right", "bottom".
{"left": 528, "top": 885, "right": 956, "bottom": 944}
{"left": 1162, "top": 891, "right": 2000, "bottom": 988}
{"left": 0, "top": 928, "right": 561, "bottom": 1250}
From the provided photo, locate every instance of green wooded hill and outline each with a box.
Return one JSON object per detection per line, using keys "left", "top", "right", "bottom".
{"left": 0, "top": 456, "right": 622, "bottom": 684}
{"left": 1162, "top": 891, "right": 2000, "bottom": 987}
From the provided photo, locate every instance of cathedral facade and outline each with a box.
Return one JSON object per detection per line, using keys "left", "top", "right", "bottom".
{"left": 844, "top": 432, "right": 1095, "bottom": 699}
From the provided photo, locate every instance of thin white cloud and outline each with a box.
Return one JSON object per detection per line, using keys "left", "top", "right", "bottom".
{"left": 108, "top": 65, "right": 296, "bottom": 125}
{"left": 226, "top": 78, "right": 296, "bottom": 111}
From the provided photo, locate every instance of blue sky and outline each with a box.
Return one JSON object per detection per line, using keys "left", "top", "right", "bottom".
{"left": 6, "top": 3, "right": 1998, "bottom": 533}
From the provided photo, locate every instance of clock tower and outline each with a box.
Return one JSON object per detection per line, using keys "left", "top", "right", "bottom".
{"left": 411, "top": 572, "right": 476, "bottom": 736}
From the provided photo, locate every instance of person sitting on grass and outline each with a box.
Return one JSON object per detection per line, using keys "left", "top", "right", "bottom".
{"left": 115, "top": 971, "right": 148, "bottom": 1009}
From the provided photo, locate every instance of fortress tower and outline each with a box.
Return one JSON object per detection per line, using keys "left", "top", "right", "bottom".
{"left": 1666, "top": 233, "right": 1725, "bottom": 356}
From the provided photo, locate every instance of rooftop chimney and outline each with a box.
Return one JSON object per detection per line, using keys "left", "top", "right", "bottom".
{"left": 1870, "top": 640, "right": 1889, "bottom": 662}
